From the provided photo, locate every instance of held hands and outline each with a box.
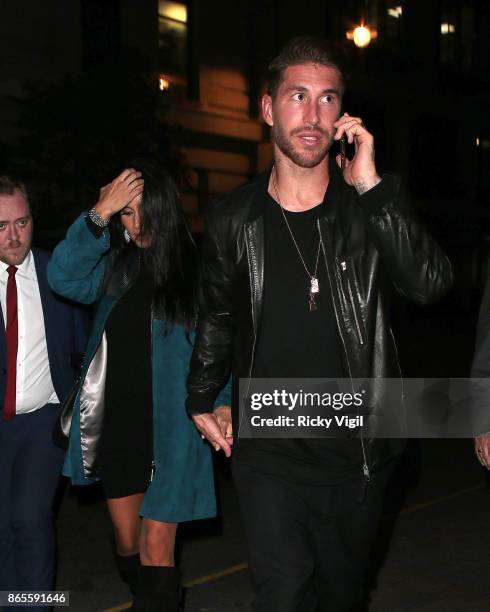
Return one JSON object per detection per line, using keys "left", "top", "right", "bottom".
{"left": 333, "top": 112, "right": 381, "bottom": 195}
{"left": 93, "top": 168, "right": 144, "bottom": 222}
{"left": 475, "top": 433, "right": 490, "bottom": 469}
{"left": 192, "top": 405, "right": 233, "bottom": 458}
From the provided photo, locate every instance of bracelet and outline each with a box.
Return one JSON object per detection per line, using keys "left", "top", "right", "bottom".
{"left": 88, "top": 207, "right": 110, "bottom": 228}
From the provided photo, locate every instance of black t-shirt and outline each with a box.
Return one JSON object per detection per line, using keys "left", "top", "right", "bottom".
{"left": 235, "top": 174, "right": 364, "bottom": 484}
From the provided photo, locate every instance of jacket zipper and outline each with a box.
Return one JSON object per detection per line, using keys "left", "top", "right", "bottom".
{"left": 240, "top": 227, "right": 259, "bottom": 441}
{"left": 389, "top": 326, "right": 405, "bottom": 428}
{"left": 318, "top": 220, "right": 370, "bottom": 482}
{"left": 340, "top": 260, "right": 365, "bottom": 346}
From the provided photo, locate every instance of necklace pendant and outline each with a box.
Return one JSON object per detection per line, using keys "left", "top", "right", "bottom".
{"left": 310, "top": 277, "right": 319, "bottom": 294}
{"left": 309, "top": 292, "right": 318, "bottom": 312}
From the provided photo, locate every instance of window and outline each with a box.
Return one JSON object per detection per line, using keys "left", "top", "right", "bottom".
{"left": 440, "top": 2, "right": 458, "bottom": 65}
{"left": 439, "top": 1, "right": 476, "bottom": 74}
{"left": 158, "top": 1, "right": 187, "bottom": 82}
{"left": 385, "top": 1, "right": 403, "bottom": 44}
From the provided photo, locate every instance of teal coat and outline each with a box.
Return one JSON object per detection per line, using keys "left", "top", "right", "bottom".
{"left": 47, "top": 215, "right": 230, "bottom": 522}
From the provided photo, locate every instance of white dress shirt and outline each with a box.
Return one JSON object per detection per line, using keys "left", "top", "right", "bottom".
{"left": 0, "top": 251, "right": 59, "bottom": 414}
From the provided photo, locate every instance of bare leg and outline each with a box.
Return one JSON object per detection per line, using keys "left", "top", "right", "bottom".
{"left": 139, "top": 519, "right": 177, "bottom": 566}
{"left": 107, "top": 497, "right": 179, "bottom": 609}
{"left": 106, "top": 493, "right": 145, "bottom": 555}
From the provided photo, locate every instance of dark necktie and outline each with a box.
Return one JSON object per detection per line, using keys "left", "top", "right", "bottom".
{"left": 3, "top": 265, "right": 18, "bottom": 421}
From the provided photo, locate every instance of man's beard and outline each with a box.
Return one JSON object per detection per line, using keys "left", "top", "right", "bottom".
{"left": 273, "top": 124, "right": 333, "bottom": 168}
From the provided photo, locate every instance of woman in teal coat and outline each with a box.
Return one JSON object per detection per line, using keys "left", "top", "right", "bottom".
{"left": 48, "top": 161, "right": 231, "bottom": 611}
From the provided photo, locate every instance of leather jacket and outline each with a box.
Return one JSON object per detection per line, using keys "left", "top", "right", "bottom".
{"left": 186, "top": 167, "right": 453, "bottom": 475}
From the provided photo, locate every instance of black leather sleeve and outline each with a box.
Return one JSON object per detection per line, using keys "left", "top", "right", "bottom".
{"left": 360, "top": 174, "right": 453, "bottom": 305}
{"left": 472, "top": 275, "right": 490, "bottom": 379}
{"left": 186, "top": 204, "right": 234, "bottom": 415}
{"left": 470, "top": 275, "right": 490, "bottom": 435}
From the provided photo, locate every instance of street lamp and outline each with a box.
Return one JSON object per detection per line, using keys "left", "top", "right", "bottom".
{"left": 346, "top": 24, "right": 377, "bottom": 48}
{"left": 159, "top": 75, "right": 170, "bottom": 91}
{"left": 353, "top": 25, "right": 371, "bottom": 47}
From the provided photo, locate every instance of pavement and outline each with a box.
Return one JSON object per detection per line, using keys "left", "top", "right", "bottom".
{"left": 53, "top": 439, "right": 490, "bottom": 612}
{"left": 51, "top": 308, "right": 490, "bottom": 611}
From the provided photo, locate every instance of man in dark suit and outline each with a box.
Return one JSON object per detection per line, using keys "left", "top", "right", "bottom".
{"left": 0, "top": 175, "right": 88, "bottom": 605}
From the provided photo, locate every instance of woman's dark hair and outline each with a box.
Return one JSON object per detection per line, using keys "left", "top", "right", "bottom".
{"left": 109, "top": 158, "right": 197, "bottom": 332}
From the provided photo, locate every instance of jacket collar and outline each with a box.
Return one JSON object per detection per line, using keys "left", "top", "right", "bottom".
{"left": 104, "top": 244, "right": 141, "bottom": 301}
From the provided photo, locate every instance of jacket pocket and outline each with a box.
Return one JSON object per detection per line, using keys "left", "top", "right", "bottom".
{"left": 337, "top": 259, "right": 367, "bottom": 346}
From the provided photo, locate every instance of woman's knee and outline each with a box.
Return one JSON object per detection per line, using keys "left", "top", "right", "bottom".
{"left": 140, "top": 521, "right": 177, "bottom": 565}
{"left": 111, "top": 513, "right": 141, "bottom": 555}
{"left": 114, "top": 530, "right": 140, "bottom": 556}
{"left": 107, "top": 495, "right": 143, "bottom": 555}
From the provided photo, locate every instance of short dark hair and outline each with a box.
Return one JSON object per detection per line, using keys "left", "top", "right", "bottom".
{"left": 0, "top": 175, "right": 29, "bottom": 203}
{"left": 267, "top": 35, "right": 348, "bottom": 98}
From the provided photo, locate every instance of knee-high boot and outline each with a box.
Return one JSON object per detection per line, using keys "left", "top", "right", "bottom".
{"left": 135, "top": 565, "right": 181, "bottom": 612}
{"left": 115, "top": 552, "right": 142, "bottom": 610}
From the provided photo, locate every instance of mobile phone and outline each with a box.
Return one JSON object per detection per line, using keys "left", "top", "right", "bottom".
{"left": 335, "top": 110, "right": 347, "bottom": 170}
{"left": 340, "top": 134, "right": 346, "bottom": 171}
{"left": 336, "top": 134, "right": 347, "bottom": 172}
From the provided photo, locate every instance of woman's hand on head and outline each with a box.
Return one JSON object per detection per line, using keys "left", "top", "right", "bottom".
{"left": 93, "top": 168, "right": 144, "bottom": 221}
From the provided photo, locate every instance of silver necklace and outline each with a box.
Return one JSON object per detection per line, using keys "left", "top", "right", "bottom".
{"left": 272, "top": 168, "right": 322, "bottom": 312}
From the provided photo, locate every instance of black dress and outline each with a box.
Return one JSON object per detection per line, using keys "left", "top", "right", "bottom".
{"left": 97, "top": 249, "right": 154, "bottom": 498}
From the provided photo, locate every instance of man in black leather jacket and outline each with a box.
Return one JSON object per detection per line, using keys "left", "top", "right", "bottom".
{"left": 186, "top": 36, "right": 453, "bottom": 611}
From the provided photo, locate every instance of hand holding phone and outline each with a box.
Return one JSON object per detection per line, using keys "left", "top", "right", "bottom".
{"left": 334, "top": 113, "right": 380, "bottom": 193}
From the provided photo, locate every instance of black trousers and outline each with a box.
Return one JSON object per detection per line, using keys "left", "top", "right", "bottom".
{"left": 0, "top": 404, "right": 65, "bottom": 612}
{"left": 232, "top": 459, "right": 392, "bottom": 612}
